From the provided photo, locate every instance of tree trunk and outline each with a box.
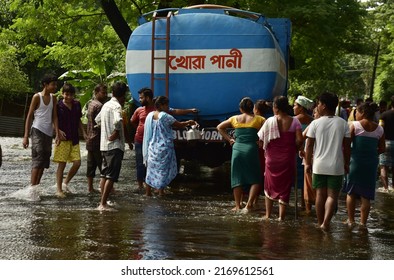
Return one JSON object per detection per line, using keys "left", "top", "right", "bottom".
{"left": 100, "top": 0, "right": 132, "bottom": 48}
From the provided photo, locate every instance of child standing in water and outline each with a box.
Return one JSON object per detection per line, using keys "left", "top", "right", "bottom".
{"left": 23, "top": 74, "right": 61, "bottom": 187}
{"left": 53, "top": 83, "right": 87, "bottom": 197}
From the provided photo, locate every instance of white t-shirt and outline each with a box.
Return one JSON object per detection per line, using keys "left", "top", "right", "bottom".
{"left": 306, "top": 116, "right": 350, "bottom": 175}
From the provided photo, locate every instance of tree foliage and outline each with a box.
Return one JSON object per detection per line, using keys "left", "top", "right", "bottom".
{"left": 1, "top": 0, "right": 130, "bottom": 96}
{"left": 0, "top": 0, "right": 30, "bottom": 98}
{"left": 367, "top": 0, "right": 394, "bottom": 102}
{"left": 0, "top": 46, "right": 30, "bottom": 98}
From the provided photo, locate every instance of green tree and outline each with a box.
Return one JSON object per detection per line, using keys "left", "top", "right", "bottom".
{"left": 266, "top": 0, "right": 368, "bottom": 100}
{"left": 0, "top": 0, "right": 30, "bottom": 98}
{"left": 367, "top": 0, "right": 394, "bottom": 102}
{"left": 0, "top": 47, "right": 30, "bottom": 98}
{"left": 1, "top": 0, "right": 132, "bottom": 96}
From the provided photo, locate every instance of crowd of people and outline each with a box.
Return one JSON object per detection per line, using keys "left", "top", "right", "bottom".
{"left": 219, "top": 92, "right": 390, "bottom": 231}
{"left": 21, "top": 74, "right": 198, "bottom": 211}
{"left": 18, "top": 73, "right": 393, "bottom": 230}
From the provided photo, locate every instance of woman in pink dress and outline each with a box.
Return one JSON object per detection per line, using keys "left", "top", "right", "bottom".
{"left": 258, "top": 96, "right": 303, "bottom": 220}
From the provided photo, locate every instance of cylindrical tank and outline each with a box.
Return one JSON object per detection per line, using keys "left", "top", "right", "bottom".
{"left": 126, "top": 6, "right": 289, "bottom": 122}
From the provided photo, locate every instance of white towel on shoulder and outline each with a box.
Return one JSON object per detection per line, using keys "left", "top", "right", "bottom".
{"left": 257, "top": 116, "right": 280, "bottom": 150}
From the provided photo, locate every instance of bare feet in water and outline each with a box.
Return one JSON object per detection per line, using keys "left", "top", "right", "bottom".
{"left": 320, "top": 224, "right": 330, "bottom": 232}
{"left": 96, "top": 204, "right": 117, "bottom": 211}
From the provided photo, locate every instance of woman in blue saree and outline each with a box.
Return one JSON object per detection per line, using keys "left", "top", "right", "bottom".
{"left": 143, "top": 96, "right": 198, "bottom": 196}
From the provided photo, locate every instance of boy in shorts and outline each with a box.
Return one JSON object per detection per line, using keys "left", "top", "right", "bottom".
{"left": 86, "top": 84, "right": 108, "bottom": 193}
{"left": 23, "top": 74, "right": 60, "bottom": 186}
{"left": 53, "top": 83, "right": 87, "bottom": 197}
{"left": 305, "top": 92, "right": 351, "bottom": 231}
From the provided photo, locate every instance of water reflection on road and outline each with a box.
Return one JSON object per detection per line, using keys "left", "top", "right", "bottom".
{"left": 0, "top": 136, "right": 393, "bottom": 260}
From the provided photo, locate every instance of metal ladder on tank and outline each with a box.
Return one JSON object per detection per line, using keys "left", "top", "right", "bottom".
{"left": 151, "top": 11, "right": 172, "bottom": 98}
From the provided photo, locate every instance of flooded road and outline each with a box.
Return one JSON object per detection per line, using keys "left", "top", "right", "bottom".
{"left": 0, "top": 136, "right": 393, "bottom": 260}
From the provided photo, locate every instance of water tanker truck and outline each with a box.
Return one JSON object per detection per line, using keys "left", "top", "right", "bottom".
{"left": 126, "top": 4, "right": 291, "bottom": 167}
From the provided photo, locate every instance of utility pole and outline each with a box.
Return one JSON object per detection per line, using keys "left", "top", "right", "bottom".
{"left": 370, "top": 37, "right": 381, "bottom": 99}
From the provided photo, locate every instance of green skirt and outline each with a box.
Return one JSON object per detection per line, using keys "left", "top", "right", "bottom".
{"left": 231, "top": 128, "right": 261, "bottom": 188}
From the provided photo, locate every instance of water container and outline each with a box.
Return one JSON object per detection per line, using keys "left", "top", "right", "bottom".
{"left": 126, "top": 6, "right": 291, "bottom": 122}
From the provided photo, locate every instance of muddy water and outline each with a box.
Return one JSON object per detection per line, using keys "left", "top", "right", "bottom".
{"left": 0, "top": 136, "right": 393, "bottom": 260}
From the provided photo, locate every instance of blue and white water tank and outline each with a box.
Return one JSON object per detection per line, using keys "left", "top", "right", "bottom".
{"left": 126, "top": 5, "right": 291, "bottom": 121}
